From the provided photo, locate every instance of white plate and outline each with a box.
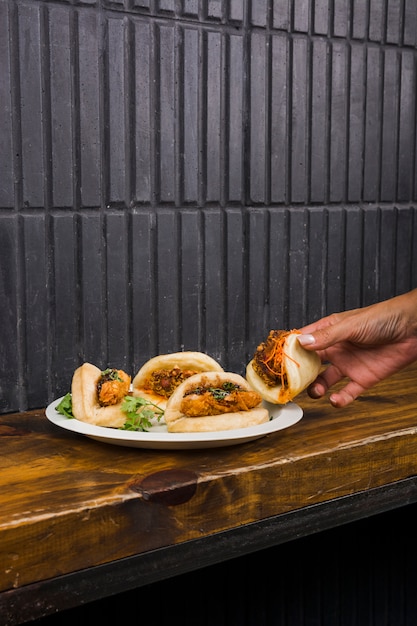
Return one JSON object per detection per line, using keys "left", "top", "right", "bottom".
{"left": 45, "top": 397, "right": 303, "bottom": 450}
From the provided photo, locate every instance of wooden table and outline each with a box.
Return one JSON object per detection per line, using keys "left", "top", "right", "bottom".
{"left": 1, "top": 362, "right": 417, "bottom": 625}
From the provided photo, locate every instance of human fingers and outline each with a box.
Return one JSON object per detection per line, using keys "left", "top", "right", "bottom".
{"left": 308, "top": 365, "right": 367, "bottom": 407}
{"left": 298, "top": 311, "right": 360, "bottom": 351}
{"left": 328, "top": 379, "right": 368, "bottom": 407}
{"left": 307, "top": 364, "right": 344, "bottom": 399}
{"left": 298, "top": 314, "right": 338, "bottom": 337}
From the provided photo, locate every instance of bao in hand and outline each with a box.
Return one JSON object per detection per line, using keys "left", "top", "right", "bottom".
{"left": 246, "top": 329, "right": 321, "bottom": 404}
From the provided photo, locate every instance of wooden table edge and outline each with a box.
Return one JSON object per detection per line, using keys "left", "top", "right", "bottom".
{"left": 3, "top": 475, "right": 417, "bottom": 626}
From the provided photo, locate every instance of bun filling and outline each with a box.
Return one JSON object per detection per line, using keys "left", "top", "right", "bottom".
{"left": 180, "top": 381, "right": 263, "bottom": 417}
{"left": 252, "top": 329, "right": 294, "bottom": 388}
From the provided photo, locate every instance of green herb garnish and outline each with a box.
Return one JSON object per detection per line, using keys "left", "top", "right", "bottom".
{"left": 55, "top": 390, "right": 163, "bottom": 433}
{"left": 211, "top": 381, "right": 238, "bottom": 399}
{"left": 184, "top": 381, "right": 239, "bottom": 401}
{"left": 120, "top": 396, "right": 164, "bottom": 432}
{"left": 56, "top": 393, "right": 74, "bottom": 419}
{"left": 100, "top": 368, "right": 123, "bottom": 382}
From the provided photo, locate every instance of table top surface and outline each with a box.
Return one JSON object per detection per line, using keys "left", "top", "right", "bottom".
{"left": 1, "top": 362, "right": 417, "bottom": 598}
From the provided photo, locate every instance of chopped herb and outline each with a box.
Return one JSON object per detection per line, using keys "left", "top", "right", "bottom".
{"left": 184, "top": 382, "right": 240, "bottom": 401}
{"left": 208, "top": 387, "right": 230, "bottom": 401}
{"left": 100, "top": 368, "right": 123, "bottom": 382}
{"left": 120, "top": 396, "right": 164, "bottom": 432}
{"left": 55, "top": 390, "right": 164, "bottom": 432}
{"left": 56, "top": 393, "right": 74, "bottom": 419}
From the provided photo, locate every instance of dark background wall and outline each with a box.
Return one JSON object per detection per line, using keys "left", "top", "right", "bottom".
{"left": 2, "top": 3, "right": 417, "bottom": 625}
{"left": 1, "top": 0, "right": 417, "bottom": 412}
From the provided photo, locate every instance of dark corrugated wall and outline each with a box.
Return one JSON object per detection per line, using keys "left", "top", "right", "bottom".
{"left": 1, "top": 0, "right": 417, "bottom": 412}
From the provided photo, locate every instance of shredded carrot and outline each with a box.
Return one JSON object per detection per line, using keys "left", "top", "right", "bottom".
{"left": 258, "top": 330, "right": 300, "bottom": 387}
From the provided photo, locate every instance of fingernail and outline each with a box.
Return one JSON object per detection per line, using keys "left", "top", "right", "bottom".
{"left": 329, "top": 394, "right": 339, "bottom": 407}
{"left": 297, "top": 334, "right": 315, "bottom": 346}
{"left": 309, "top": 384, "right": 323, "bottom": 398}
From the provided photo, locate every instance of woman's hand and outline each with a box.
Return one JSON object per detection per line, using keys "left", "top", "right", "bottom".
{"left": 297, "top": 289, "right": 417, "bottom": 407}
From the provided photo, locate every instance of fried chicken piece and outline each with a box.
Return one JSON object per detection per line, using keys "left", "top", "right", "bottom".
{"left": 180, "top": 386, "right": 262, "bottom": 417}
{"left": 97, "top": 369, "right": 131, "bottom": 406}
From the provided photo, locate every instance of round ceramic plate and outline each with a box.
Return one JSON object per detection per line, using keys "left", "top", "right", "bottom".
{"left": 45, "top": 397, "right": 303, "bottom": 450}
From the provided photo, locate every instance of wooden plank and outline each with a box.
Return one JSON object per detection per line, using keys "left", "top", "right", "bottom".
{"left": 0, "top": 362, "right": 416, "bottom": 595}
{"left": 3, "top": 477, "right": 417, "bottom": 625}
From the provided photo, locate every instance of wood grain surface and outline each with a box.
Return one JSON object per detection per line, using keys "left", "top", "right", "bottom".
{"left": 0, "top": 362, "right": 416, "bottom": 593}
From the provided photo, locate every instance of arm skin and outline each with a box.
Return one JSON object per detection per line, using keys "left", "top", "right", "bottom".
{"left": 297, "top": 289, "right": 417, "bottom": 407}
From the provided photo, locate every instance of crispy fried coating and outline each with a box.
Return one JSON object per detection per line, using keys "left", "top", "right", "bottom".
{"left": 180, "top": 388, "right": 262, "bottom": 417}
{"left": 97, "top": 369, "right": 131, "bottom": 406}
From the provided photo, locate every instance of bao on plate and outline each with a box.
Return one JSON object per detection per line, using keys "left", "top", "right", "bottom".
{"left": 132, "top": 351, "right": 223, "bottom": 409}
{"left": 71, "top": 362, "right": 130, "bottom": 427}
{"left": 246, "top": 329, "right": 321, "bottom": 404}
{"left": 164, "top": 371, "right": 270, "bottom": 433}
